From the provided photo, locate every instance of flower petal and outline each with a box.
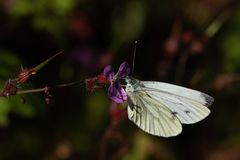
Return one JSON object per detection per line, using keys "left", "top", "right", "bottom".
{"left": 116, "top": 62, "right": 130, "bottom": 78}
{"left": 108, "top": 82, "right": 127, "bottom": 103}
{"left": 103, "top": 65, "right": 115, "bottom": 81}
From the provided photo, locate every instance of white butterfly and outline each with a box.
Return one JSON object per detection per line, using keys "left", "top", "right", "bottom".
{"left": 125, "top": 77, "right": 214, "bottom": 137}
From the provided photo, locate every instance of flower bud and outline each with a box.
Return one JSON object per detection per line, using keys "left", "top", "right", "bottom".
{"left": 17, "top": 68, "right": 36, "bottom": 83}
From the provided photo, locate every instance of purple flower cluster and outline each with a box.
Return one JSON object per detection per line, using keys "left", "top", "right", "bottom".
{"left": 103, "top": 62, "right": 130, "bottom": 103}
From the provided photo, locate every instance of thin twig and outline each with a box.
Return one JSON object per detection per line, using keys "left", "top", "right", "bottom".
{"left": 16, "top": 81, "right": 83, "bottom": 95}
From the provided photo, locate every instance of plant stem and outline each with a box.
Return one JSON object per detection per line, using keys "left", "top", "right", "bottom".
{"left": 16, "top": 81, "right": 82, "bottom": 95}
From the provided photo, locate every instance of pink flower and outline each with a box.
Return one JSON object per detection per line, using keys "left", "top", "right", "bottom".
{"left": 103, "top": 62, "right": 130, "bottom": 103}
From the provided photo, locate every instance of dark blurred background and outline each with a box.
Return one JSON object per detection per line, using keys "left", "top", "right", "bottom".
{"left": 0, "top": 0, "right": 240, "bottom": 160}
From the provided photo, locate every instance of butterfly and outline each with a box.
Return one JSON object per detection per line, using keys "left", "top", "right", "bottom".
{"left": 125, "top": 77, "right": 214, "bottom": 137}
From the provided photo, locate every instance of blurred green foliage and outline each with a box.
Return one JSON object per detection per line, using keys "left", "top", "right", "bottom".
{"left": 0, "top": 51, "right": 42, "bottom": 126}
{"left": 110, "top": 1, "right": 146, "bottom": 51}
{"left": 221, "top": 6, "right": 240, "bottom": 72}
{"left": 10, "top": 0, "right": 76, "bottom": 39}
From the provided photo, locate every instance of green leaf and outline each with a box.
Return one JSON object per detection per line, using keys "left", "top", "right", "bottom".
{"left": 33, "top": 50, "right": 63, "bottom": 72}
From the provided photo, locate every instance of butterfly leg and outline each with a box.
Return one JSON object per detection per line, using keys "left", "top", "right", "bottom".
{"left": 127, "top": 95, "right": 142, "bottom": 113}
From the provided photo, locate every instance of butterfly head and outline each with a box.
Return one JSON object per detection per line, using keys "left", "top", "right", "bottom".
{"left": 125, "top": 77, "right": 142, "bottom": 92}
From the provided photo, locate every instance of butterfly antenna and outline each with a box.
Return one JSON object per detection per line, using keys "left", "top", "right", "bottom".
{"left": 131, "top": 41, "right": 138, "bottom": 76}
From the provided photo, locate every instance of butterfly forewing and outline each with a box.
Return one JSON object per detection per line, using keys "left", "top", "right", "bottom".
{"left": 127, "top": 87, "right": 182, "bottom": 137}
{"left": 142, "top": 81, "right": 214, "bottom": 106}
{"left": 141, "top": 81, "right": 213, "bottom": 124}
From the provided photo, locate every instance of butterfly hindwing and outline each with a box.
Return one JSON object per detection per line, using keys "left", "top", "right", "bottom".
{"left": 127, "top": 90, "right": 182, "bottom": 137}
